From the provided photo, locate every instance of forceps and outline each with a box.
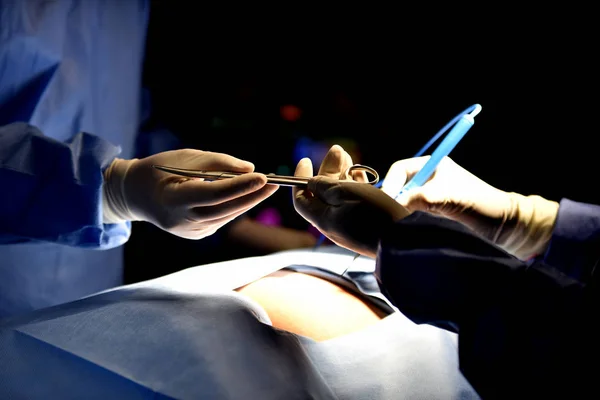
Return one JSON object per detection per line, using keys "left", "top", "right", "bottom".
{"left": 152, "top": 164, "right": 380, "bottom": 188}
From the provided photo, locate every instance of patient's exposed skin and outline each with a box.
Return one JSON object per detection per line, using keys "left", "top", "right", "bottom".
{"left": 236, "top": 270, "right": 386, "bottom": 341}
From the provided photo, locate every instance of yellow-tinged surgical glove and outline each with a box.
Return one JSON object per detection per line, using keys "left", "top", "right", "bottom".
{"left": 381, "top": 156, "right": 559, "bottom": 260}
{"left": 102, "top": 149, "right": 278, "bottom": 240}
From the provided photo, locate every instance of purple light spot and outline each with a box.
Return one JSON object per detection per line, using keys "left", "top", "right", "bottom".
{"left": 255, "top": 208, "right": 281, "bottom": 226}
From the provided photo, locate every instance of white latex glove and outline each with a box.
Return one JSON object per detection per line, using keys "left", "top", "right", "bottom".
{"left": 381, "top": 156, "right": 559, "bottom": 259}
{"left": 293, "top": 145, "right": 409, "bottom": 258}
{"left": 102, "top": 149, "right": 279, "bottom": 239}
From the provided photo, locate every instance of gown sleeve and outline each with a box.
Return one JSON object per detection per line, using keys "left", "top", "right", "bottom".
{"left": 374, "top": 211, "right": 600, "bottom": 399}
{"left": 0, "top": 122, "right": 131, "bottom": 249}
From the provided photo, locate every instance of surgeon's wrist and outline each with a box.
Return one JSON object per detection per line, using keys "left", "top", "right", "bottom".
{"left": 102, "top": 158, "right": 140, "bottom": 224}
{"left": 500, "top": 193, "right": 559, "bottom": 260}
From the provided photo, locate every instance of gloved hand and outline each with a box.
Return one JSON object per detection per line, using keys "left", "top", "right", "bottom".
{"left": 381, "top": 156, "right": 559, "bottom": 260}
{"left": 102, "top": 149, "right": 279, "bottom": 239}
{"left": 293, "top": 145, "right": 409, "bottom": 258}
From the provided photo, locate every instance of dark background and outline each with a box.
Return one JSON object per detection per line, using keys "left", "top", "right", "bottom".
{"left": 125, "top": 3, "right": 599, "bottom": 282}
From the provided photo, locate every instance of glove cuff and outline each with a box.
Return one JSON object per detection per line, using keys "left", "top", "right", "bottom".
{"left": 102, "top": 158, "right": 140, "bottom": 224}
{"left": 500, "top": 193, "right": 559, "bottom": 260}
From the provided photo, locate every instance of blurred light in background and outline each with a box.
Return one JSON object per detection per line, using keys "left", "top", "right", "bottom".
{"left": 255, "top": 207, "right": 282, "bottom": 226}
{"left": 276, "top": 165, "right": 292, "bottom": 175}
{"left": 280, "top": 104, "right": 302, "bottom": 122}
{"left": 293, "top": 136, "right": 329, "bottom": 166}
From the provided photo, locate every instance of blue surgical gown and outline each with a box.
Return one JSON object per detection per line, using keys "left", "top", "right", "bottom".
{"left": 0, "top": 0, "right": 149, "bottom": 317}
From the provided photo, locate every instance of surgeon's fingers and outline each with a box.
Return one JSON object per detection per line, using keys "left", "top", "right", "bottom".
{"left": 293, "top": 157, "right": 314, "bottom": 199}
{"left": 294, "top": 192, "right": 328, "bottom": 227}
{"left": 192, "top": 202, "right": 258, "bottom": 228}
{"left": 316, "top": 144, "right": 368, "bottom": 183}
{"left": 293, "top": 158, "right": 328, "bottom": 224}
{"left": 386, "top": 156, "right": 431, "bottom": 182}
{"left": 190, "top": 182, "right": 279, "bottom": 220}
{"left": 193, "top": 151, "right": 256, "bottom": 173}
{"left": 318, "top": 145, "right": 353, "bottom": 179}
{"left": 395, "top": 184, "right": 462, "bottom": 219}
{"left": 308, "top": 176, "right": 351, "bottom": 206}
{"left": 171, "top": 173, "right": 269, "bottom": 207}
{"left": 294, "top": 157, "right": 314, "bottom": 179}
{"left": 350, "top": 168, "right": 368, "bottom": 183}
{"left": 393, "top": 184, "right": 438, "bottom": 211}
{"left": 381, "top": 156, "right": 431, "bottom": 198}
{"left": 178, "top": 205, "right": 258, "bottom": 240}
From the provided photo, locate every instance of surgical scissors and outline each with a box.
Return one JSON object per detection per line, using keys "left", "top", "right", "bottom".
{"left": 151, "top": 164, "right": 380, "bottom": 188}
